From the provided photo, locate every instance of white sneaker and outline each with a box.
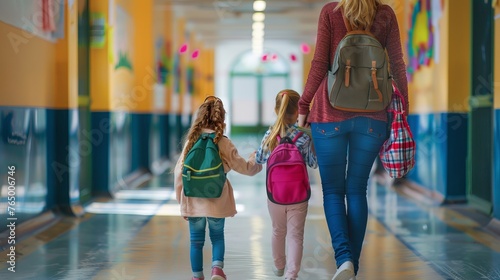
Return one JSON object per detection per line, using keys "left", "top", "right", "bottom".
{"left": 332, "top": 261, "right": 355, "bottom": 280}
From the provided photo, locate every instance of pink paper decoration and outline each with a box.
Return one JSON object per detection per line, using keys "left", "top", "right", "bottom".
{"left": 290, "top": 54, "right": 297, "bottom": 62}
{"left": 179, "top": 43, "right": 188, "bottom": 54}
{"left": 191, "top": 50, "right": 200, "bottom": 59}
{"left": 300, "top": 43, "right": 310, "bottom": 54}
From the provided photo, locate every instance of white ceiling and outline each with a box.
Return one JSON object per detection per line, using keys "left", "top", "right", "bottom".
{"left": 154, "top": 0, "right": 331, "bottom": 45}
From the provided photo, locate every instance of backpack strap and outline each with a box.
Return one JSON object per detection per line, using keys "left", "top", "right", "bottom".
{"left": 371, "top": 61, "right": 383, "bottom": 102}
{"left": 201, "top": 132, "right": 215, "bottom": 140}
{"left": 291, "top": 131, "right": 304, "bottom": 144}
{"left": 277, "top": 131, "right": 303, "bottom": 144}
{"left": 341, "top": 9, "right": 353, "bottom": 32}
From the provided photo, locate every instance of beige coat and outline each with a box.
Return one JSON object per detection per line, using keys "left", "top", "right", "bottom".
{"left": 174, "top": 129, "right": 262, "bottom": 218}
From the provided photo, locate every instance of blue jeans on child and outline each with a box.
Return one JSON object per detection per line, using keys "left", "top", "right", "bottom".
{"left": 311, "top": 117, "right": 388, "bottom": 274}
{"left": 188, "top": 217, "right": 225, "bottom": 277}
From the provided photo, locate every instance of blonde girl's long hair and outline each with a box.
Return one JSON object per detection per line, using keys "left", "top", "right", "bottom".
{"left": 183, "top": 96, "right": 226, "bottom": 161}
{"left": 262, "top": 89, "right": 300, "bottom": 153}
{"left": 335, "top": 0, "right": 382, "bottom": 30}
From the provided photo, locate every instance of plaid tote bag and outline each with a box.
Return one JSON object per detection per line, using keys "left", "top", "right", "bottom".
{"left": 379, "top": 85, "right": 416, "bottom": 178}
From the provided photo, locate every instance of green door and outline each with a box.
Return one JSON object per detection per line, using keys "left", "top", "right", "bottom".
{"left": 468, "top": 0, "right": 494, "bottom": 214}
{"left": 78, "top": 0, "right": 92, "bottom": 204}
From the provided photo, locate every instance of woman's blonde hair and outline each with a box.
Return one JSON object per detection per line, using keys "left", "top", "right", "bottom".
{"left": 262, "top": 89, "right": 300, "bottom": 153}
{"left": 183, "top": 96, "right": 226, "bottom": 161}
{"left": 336, "top": 0, "right": 382, "bottom": 30}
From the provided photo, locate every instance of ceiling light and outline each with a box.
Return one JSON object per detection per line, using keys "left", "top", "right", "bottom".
{"left": 253, "top": 12, "right": 265, "bottom": 22}
{"left": 252, "top": 37, "right": 264, "bottom": 43}
{"left": 252, "top": 21, "right": 265, "bottom": 30}
{"left": 253, "top": 1, "right": 266, "bottom": 12}
{"left": 252, "top": 29, "right": 265, "bottom": 37}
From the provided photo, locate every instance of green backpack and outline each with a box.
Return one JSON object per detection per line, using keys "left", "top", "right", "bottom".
{"left": 182, "top": 133, "right": 226, "bottom": 198}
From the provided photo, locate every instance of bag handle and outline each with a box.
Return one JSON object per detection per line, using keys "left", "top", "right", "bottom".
{"left": 391, "top": 84, "right": 406, "bottom": 113}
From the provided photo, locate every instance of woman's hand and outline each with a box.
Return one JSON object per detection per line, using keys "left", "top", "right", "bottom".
{"left": 298, "top": 114, "right": 309, "bottom": 128}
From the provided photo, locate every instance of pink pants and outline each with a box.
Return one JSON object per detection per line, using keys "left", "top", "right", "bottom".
{"left": 267, "top": 199, "right": 308, "bottom": 279}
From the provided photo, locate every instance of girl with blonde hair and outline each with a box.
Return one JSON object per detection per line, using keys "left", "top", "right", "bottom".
{"left": 256, "top": 89, "right": 317, "bottom": 280}
{"left": 298, "top": 0, "right": 409, "bottom": 279}
{"left": 174, "top": 96, "right": 262, "bottom": 280}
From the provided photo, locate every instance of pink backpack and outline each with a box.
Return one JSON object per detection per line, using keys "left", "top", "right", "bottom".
{"left": 266, "top": 132, "right": 311, "bottom": 205}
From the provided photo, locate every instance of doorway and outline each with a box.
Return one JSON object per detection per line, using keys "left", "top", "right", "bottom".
{"left": 468, "top": 0, "right": 494, "bottom": 214}
{"left": 229, "top": 50, "right": 290, "bottom": 134}
{"left": 77, "top": 0, "right": 92, "bottom": 204}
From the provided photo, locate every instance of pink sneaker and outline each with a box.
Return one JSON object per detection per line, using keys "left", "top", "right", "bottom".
{"left": 211, "top": 267, "right": 226, "bottom": 280}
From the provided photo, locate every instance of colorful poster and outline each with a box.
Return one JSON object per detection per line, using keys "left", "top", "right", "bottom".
{"left": 111, "top": 5, "right": 134, "bottom": 110}
{"left": 407, "top": 0, "right": 444, "bottom": 80}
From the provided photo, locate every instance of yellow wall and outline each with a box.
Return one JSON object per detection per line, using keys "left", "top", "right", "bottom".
{"left": 302, "top": 45, "right": 315, "bottom": 89}
{"left": 495, "top": 4, "right": 500, "bottom": 109}
{"left": 0, "top": 21, "right": 56, "bottom": 107}
{"left": 0, "top": 1, "right": 77, "bottom": 109}
{"left": 131, "top": 0, "right": 154, "bottom": 112}
{"left": 448, "top": 0, "right": 470, "bottom": 112}
{"left": 55, "top": 2, "right": 79, "bottom": 109}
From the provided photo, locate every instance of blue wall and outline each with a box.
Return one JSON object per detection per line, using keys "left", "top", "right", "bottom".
{"left": 0, "top": 107, "right": 48, "bottom": 223}
{"left": 46, "top": 109, "right": 82, "bottom": 215}
{"left": 407, "top": 112, "right": 468, "bottom": 202}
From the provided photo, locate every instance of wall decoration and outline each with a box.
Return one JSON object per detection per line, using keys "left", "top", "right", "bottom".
{"left": 186, "top": 65, "right": 195, "bottom": 94}
{"left": 111, "top": 4, "right": 134, "bottom": 110}
{"left": 407, "top": 0, "right": 443, "bottom": 80}
{"left": 173, "top": 53, "right": 181, "bottom": 94}
{"left": 300, "top": 43, "right": 310, "bottom": 54}
{"left": 155, "top": 38, "right": 172, "bottom": 85}
{"left": 0, "top": 0, "right": 64, "bottom": 42}
{"left": 113, "top": 5, "right": 133, "bottom": 71}
{"left": 191, "top": 49, "right": 200, "bottom": 59}
{"left": 90, "top": 12, "right": 106, "bottom": 48}
{"left": 179, "top": 43, "right": 188, "bottom": 54}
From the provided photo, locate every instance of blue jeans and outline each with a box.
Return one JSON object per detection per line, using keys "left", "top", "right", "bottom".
{"left": 311, "top": 117, "right": 388, "bottom": 274}
{"left": 188, "top": 217, "right": 225, "bottom": 277}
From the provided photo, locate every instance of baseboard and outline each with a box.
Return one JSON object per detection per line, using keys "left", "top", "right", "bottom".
{"left": 116, "top": 168, "right": 153, "bottom": 190}
{"left": 0, "top": 211, "right": 61, "bottom": 252}
{"left": 392, "top": 179, "right": 445, "bottom": 206}
{"left": 150, "top": 157, "right": 173, "bottom": 175}
{"left": 485, "top": 218, "right": 500, "bottom": 237}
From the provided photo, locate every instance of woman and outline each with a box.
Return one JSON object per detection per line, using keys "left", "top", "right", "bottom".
{"left": 298, "top": 1, "right": 409, "bottom": 279}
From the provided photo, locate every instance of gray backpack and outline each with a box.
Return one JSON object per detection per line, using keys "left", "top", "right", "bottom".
{"left": 327, "top": 12, "right": 393, "bottom": 112}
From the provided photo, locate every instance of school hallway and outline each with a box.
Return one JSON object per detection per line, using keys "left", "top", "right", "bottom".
{"left": 2, "top": 0, "right": 500, "bottom": 279}
{"left": 1, "top": 135, "right": 499, "bottom": 280}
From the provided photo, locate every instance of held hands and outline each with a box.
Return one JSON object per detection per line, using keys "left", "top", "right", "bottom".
{"left": 298, "top": 114, "right": 309, "bottom": 128}
{"left": 248, "top": 151, "right": 257, "bottom": 163}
